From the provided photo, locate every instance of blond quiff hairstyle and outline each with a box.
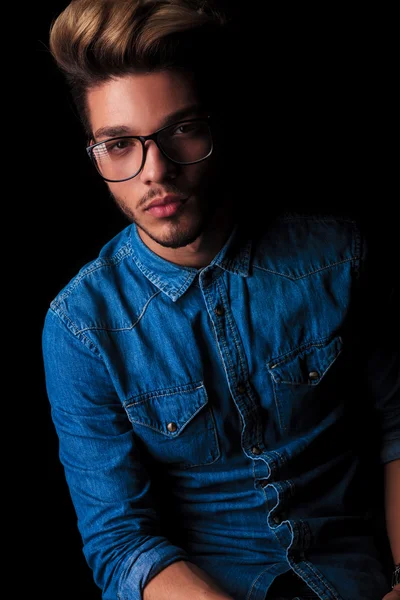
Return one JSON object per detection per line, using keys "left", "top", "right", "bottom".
{"left": 49, "top": 0, "right": 237, "bottom": 134}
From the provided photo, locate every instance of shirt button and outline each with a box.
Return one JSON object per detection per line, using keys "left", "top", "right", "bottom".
{"left": 309, "top": 371, "right": 319, "bottom": 380}
{"left": 167, "top": 422, "right": 177, "bottom": 432}
{"left": 214, "top": 305, "right": 225, "bottom": 316}
{"left": 252, "top": 446, "right": 262, "bottom": 455}
{"left": 237, "top": 382, "right": 246, "bottom": 394}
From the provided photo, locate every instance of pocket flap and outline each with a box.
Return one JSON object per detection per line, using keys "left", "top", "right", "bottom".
{"left": 124, "top": 382, "right": 208, "bottom": 437}
{"left": 267, "top": 336, "right": 343, "bottom": 385}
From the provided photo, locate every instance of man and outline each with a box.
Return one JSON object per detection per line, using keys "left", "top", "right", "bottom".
{"left": 42, "top": 1, "right": 399, "bottom": 599}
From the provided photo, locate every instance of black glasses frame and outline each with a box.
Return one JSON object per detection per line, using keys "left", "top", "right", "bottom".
{"left": 86, "top": 115, "right": 213, "bottom": 182}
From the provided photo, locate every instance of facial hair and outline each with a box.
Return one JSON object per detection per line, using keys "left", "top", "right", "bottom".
{"left": 108, "top": 181, "right": 223, "bottom": 249}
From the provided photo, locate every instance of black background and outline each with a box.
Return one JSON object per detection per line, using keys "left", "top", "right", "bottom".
{"left": 38, "top": 3, "right": 396, "bottom": 598}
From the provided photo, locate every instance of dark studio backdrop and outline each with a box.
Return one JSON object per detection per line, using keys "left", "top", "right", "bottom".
{"left": 38, "top": 3, "right": 395, "bottom": 598}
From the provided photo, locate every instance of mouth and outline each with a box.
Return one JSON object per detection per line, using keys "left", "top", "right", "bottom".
{"left": 145, "top": 195, "right": 187, "bottom": 218}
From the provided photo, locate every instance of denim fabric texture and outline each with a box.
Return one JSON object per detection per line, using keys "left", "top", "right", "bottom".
{"left": 42, "top": 214, "right": 399, "bottom": 600}
{"left": 266, "top": 568, "right": 320, "bottom": 598}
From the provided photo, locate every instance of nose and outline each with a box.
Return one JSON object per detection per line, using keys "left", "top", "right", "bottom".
{"left": 139, "top": 139, "right": 177, "bottom": 184}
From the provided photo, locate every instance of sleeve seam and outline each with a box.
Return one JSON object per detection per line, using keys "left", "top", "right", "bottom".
{"left": 48, "top": 306, "right": 102, "bottom": 358}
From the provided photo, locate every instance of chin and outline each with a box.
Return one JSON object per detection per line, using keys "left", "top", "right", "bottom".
{"left": 140, "top": 217, "right": 206, "bottom": 249}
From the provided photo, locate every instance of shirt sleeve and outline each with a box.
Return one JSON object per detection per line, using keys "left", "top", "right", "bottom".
{"left": 359, "top": 223, "right": 400, "bottom": 464}
{"left": 42, "top": 308, "right": 189, "bottom": 600}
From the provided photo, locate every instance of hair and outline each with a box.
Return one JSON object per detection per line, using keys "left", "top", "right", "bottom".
{"left": 49, "top": 0, "right": 240, "bottom": 135}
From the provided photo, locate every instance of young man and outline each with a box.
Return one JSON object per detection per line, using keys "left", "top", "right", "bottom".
{"left": 42, "top": 1, "right": 399, "bottom": 599}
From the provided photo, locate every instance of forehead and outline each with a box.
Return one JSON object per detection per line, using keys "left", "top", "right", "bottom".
{"left": 86, "top": 70, "right": 200, "bottom": 136}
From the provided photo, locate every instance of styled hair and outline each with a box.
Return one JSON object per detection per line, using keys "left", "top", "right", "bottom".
{"left": 49, "top": 0, "right": 239, "bottom": 135}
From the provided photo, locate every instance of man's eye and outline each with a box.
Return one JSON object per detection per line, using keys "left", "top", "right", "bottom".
{"left": 172, "top": 123, "right": 197, "bottom": 135}
{"left": 108, "top": 139, "right": 136, "bottom": 152}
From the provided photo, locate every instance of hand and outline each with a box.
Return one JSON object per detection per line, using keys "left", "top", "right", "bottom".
{"left": 382, "top": 584, "right": 400, "bottom": 599}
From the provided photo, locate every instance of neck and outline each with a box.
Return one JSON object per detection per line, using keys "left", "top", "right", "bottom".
{"left": 138, "top": 204, "right": 235, "bottom": 269}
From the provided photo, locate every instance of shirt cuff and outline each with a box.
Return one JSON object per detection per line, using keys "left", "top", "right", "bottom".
{"left": 118, "top": 542, "right": 189, "bottom": 600}
{"left": 380, "top": 437, "right": 400, "bottom": 464}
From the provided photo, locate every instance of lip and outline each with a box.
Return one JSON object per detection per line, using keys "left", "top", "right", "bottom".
{"left": 145, "top": 195, "right": 187, "bottom": 218}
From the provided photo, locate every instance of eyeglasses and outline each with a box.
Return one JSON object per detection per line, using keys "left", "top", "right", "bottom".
{"left": 86, "top": 116, "right": 213, "bottom": 183}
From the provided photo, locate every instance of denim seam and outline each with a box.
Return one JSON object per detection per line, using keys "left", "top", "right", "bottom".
{"left": 217, "top": 240, "right": 252, "bottom": 276}
{"left": 129, "top": 402, "right": 207, "bottom": 439}
{"left": 131, "top": 251, "right": 197, "bottom": 301}
{"left": 267, "top": 335, "right": 342, "bottom": 368}
{"left": 209, "top": 290, "right": 254, "bottom": 452}
{"left": 270, "top": 449, "right": 288, "bottom": 469}
{"left": 272, "top": 377, "right": 286, "bottom": 432}
{"left": 204, "top": 293, "right": 233, "bottom": 395}
{"left": 174, "top": 270, "right": 201, "bottom": 298}
{"left": 253, "top": 256, "right": 357, "bottom": 280}
{"left": 271, "top": 347, "right": 343, "bottom": 386}
{"left": 218, "top": 278, "right": 248, "bottom": 386}
{"left": 52, "top": 244, "right": 131, "bottom": 307}
{"left": 267, "top": 482, "right": 283, "bottom": 529}
{"left": 127, "top": 398, "right": 206, "bottom": 435}
{"left": 129, "top": 229, "right": 196, "bottom": 275}
{"left": 125, "top": 382, "right": 204, "bottom": 406}
{"left": 246, "top": 564, "right": 275, "bottom": 600}
{"left": 49, "top": 306, "right": 102, "bottom": 357}
{"left": 289, "top": 559, "right": 342, "bottom": 600}
{"left": 204, "top": 283, "right": 236, "bottom": 393}
{"left": 216, "top": 278, "right": 263, "bottom": 448}
{"left": 77, "top": 290, "right": 162, "bottom": 333}
{"left": 192, "top": 403, "right": 221, "bottom": 468}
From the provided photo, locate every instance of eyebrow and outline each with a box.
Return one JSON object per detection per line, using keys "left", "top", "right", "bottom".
{"left": 93, "top": 105, "right": 205, "bottom": 141}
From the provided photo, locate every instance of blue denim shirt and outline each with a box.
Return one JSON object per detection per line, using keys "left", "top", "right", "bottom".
{"left": 42, "top": 214, "right": 399, "bottom": 600}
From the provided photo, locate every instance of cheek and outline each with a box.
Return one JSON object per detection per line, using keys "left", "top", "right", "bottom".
{"left": 185, "top": 158, "right": 220, "bottom": 188}
{"left": 109, "top": 181, "right": 140, "bottom": 204}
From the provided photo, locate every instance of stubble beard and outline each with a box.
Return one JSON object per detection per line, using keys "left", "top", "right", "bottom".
{"left": 109, "top": 189, "right": 219, "bottom": 249}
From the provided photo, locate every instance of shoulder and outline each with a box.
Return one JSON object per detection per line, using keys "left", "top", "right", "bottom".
{"left": 250, "top": 210, "right": 362, "bottom": 279}
{"left": 46, "top": 224, "right": 143, "bottom": 331}
{"left": 51, "top": 225, "right": 132, "bottom": 303}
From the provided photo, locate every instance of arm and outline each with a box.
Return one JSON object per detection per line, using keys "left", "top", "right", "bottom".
{"left": 43, "top": 308, "right": 230, "bottom": 600}
{"left": 385, "top": 459, "right": 400, "bottom": 565}
{"left": 143, "top": 562, "right": 233, "bottom": 599}
{"left": 383, "top": 459, "right": 400, "bottom": 599}
{"left": 359, "top": 229, "right": 400, "bottom": 599}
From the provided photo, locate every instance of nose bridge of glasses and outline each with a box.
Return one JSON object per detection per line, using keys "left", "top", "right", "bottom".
{"left": 142, "top": 132, "right": 171, "bottom": 162}
{"left": 139, "top": 135, "right": 175, "bottom": 177}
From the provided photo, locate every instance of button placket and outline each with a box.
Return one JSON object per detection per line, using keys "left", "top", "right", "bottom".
{"left": 214, "top": 304, "right": 225, "bottom": 317}
{"left": 237, "top": 382, "right": 246, "bottom": 395}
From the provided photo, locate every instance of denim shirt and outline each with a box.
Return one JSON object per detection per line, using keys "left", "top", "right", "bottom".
{"left": 42, "top": 214, "right": 399, "bottom": 600}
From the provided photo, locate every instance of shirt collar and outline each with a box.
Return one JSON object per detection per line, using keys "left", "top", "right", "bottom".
{"left": 129, "top": 224, "right": 251, "bottom": 302}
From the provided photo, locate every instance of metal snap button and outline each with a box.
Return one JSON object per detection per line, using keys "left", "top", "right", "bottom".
{"left": 252, "top": 446, "right": 262, "bottom": 455}
{"left": 309, "top": 371, "right": 319, "bottom": 380}
{"left": 237, "top": 382, "right": 246, "bottom": 394}
{"left": 214, "top": 305, "right": 225, "bottom": 316}
{"left": 167, "top": 422, "right": 177, "bottom": 432}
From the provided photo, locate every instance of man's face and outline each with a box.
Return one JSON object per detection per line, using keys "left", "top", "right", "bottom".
{"left": 86, "top": 70, "right": 226, "bottom": 249}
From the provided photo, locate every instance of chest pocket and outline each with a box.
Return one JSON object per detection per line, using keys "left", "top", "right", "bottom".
{"left": 266, "top": 336, "right": 344, "bottom": 433}
{"left": 124, "top": 381, "right": 220, "bottom": 469}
